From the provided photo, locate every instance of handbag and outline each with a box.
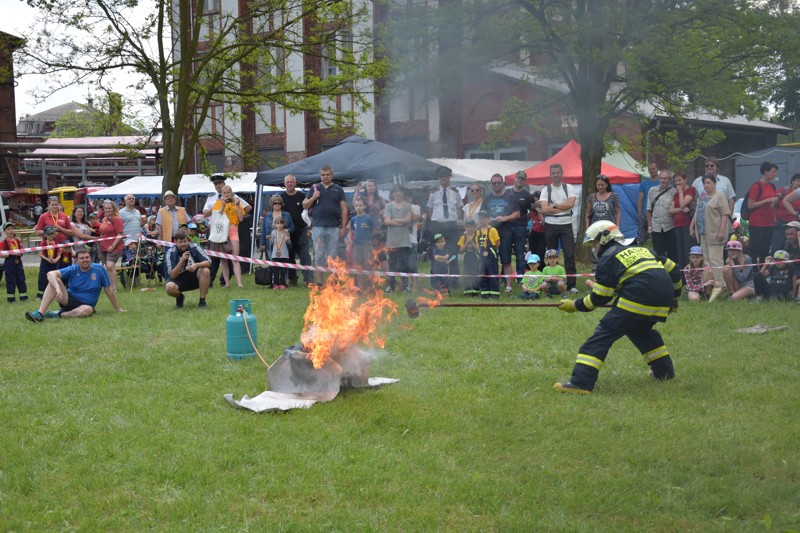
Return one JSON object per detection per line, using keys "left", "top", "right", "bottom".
{"left": 254, "top": 251, "right": 272, "bottom": 286}
{"left": 208, "top": 210, "right": 230, "bottom": 244}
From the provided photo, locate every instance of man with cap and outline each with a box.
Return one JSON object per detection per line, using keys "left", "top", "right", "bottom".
{"left": 554, "top": 220, "right": 682, "bottom": 395}
{"left": 510, "top": 170, "right": 534, "bottom": 281}
{"left": 0, "top": 222, "right": 28, "bottom": 302}
{"left": 427, "top": 166, "right": 463, "bottom": 289}
{"left": 25, "top": 247, "right": 125, "bottom": 322}
{"left": 779, "top": 221, "right": 800, "bottom": 260}
{"left": 164, "top": 231, "right": 211, "bottom": 309}
{"left": 155, "top": 190, "right": 189, "bottom": 243}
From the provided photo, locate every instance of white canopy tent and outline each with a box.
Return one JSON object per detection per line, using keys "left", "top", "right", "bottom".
{"left": 87, "top": 173, "right": 283, "bottom": 199}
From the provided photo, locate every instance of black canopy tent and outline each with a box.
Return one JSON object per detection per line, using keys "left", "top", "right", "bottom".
{"left": 254, "top": 135, "right": 443, "bottom": 187}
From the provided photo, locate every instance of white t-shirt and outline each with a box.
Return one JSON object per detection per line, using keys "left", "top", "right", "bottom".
{"left": 540, "top": 182, "right": 577, "bottom": 226}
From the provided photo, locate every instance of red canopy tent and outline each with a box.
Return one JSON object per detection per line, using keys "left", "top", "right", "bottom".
{"left": 504, "top": 140, "right": 641, "bottom": 186}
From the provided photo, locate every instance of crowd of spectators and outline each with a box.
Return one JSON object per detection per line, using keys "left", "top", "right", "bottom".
{"left": 4, "top": 160, "right": 800, "bottom": 319}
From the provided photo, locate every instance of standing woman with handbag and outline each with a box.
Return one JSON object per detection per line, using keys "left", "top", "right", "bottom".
{"left": 210, "top": 185, "right": 246, "bottom": 288}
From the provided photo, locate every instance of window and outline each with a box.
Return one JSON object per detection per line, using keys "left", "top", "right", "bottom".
{"left": 202, "top": 0, "right": 220, "bottom": 15}
{"left": 321, "top": 29, "right": 353, "bottom": 79}
{"left": 466, "top": 147, "right": 528, "bottom": 160}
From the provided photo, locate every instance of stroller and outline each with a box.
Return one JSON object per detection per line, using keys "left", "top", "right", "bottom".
{"left": 139, "top": 243, "right": 165, "bottom": 286}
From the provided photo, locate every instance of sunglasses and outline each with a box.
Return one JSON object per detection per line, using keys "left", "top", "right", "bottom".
{"left": 470, "top": 188, "right": 481, "bottom": 192}
{"left": 491, "top": 181, "right": 503, "bottom": 185}
{"left": 705, "top": 163, "right": 716, "bottom": 168}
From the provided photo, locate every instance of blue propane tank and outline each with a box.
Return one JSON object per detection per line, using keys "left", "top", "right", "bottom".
{"left": 226, "top": 299, "right": 258, "bottom": 360}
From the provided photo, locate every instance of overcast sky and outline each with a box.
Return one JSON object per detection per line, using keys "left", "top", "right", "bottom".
{"left": 3, "top": 1, "right": 100, "bottom": 122}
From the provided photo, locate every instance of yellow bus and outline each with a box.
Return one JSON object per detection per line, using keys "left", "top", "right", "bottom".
{"left": 48, "top": 186, "right": 78, "bottom": 216}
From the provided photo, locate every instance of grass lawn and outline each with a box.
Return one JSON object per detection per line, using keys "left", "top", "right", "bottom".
{"left": 1, "top": 264, "right": 799, "bottom": 531}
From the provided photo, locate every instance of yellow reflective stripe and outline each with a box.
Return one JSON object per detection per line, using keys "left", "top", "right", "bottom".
{"left": 673, "top": 280, "right": 683, "bottom": 291}
{"left": 576, "top": 354, "right": 603, "bottom": 370}
{"left": 663, "top": 258, "right": 677, "bottom": 273}
{"left": 642, "top": 345, "right": 669, "bottom": 362}
{"left": 592, "top": 283, "right": 615, "bottom": 297}
{"left": 616, "top": 297, "right": 669, "bottom": 318}
{"left": 619, "top": 262, "right": 663, "bottom": 285}
{"left": 582, "top": 294, "right": 596, "bottom": 310}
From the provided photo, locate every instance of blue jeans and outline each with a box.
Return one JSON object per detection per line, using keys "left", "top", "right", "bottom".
{"left": 312, "top": 226, "right": 340, "bottom": 267}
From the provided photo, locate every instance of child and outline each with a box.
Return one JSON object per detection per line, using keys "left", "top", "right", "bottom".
{"left": 37, "top": 226, "right": 62, "bottom": 300}
{"left": 120, "top": 239, "right": 140, "bottom": 287}
{"left": 537, "top": 249, "right": 566, "bottom": 297}
{"left": 519, "top": 254, "right": 542, "bottom": 300}
{"left": 683, "top": 245, "right": 714, "bottom": 302}
{"left": 722, "top": 240, "right": 755, "bottom": 301}
{"left": 270, "top": 218, "right": 292, "bottom": 289}
{"left": 754, "top": 249, "right": 796, "bottom": 301}
{"left": 187, "top": 223, "right": 201, "bottom": 244}
{"left": 0, "top": 222, "right": 28, "bottom": 302}
{"left": 458, "top": 219, "right": 481, "bottom": 297}
{"left": 430, "top": 233, "right": 455, "bottom": 295}
{"left": 88, "top": 212, "right": 101, "bottom": 262}
{"left": 476, "top": 210, "right": 500, "bottom": 299}
{"left": 349, "top": 198, "right": 375, "bottom": 290}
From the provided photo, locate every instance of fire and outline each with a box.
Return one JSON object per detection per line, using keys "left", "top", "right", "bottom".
{"left": 415, "top": 291, "right": 445, "bottom": 309}
{"left": 300, "top": 258, "right": 397, "bottom": 368}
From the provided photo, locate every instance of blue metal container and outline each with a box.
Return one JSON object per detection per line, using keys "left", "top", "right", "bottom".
{"left": 226, "top": 299, "right": 257, "bottom": 360}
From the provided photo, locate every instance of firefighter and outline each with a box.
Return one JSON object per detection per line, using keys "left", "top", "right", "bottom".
{"left": 554, "top": 220, "right": 682, "bottom": 395}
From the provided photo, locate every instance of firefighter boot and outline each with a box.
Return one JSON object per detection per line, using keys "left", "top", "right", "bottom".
{"left": 648, "top": 356, "right": 675, "bottom": 381}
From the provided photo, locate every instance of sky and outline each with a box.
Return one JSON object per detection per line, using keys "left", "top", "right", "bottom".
{"left": 3, "top": 1, "right": 106, "bottom": 122}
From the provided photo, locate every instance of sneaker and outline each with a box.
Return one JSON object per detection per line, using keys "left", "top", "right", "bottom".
{"left": 708, "top": 286, "right": 725, "bottom": 303}
{"left": 25, "top": 310, "right": 44, "bottom": 323}
{"left": 384, "top": 287, "right": 394, "bottom": 294}
{"left": 530, "top": 292, "right": 539, "bottom": 300}
{"left": 505, "top": 285, "right": 513, "bottom": 293}
{"left": 44, "top": 310, "right": 62, "bottom": 319}
{"left": 273, "top": 285, "right": 280, "bottom": 290}
{"left": 553, "top": 381, "right": 592, "bottom": 395}
{"left": 404, "top": 287, "right": 412, "bottom": 293}
{"left": 176, "top": 294, "right": 185, "bottom": 308}
{"left": 198, "top": 300, "right": 208, "bottom": 309}
{"left": 568, "top": 287, "right": 579, "bottom": 294}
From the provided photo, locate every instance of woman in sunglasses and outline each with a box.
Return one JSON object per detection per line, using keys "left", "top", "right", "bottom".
{"left": 462, "top": 184, "right": 484, "bottom": 226}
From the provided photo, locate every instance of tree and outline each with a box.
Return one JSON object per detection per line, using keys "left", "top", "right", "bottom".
{"left": 19, "top": 0, "right": 385, "bottom": 193}
{"left": 385, "top": 0, "right": 780, "bottom": 235}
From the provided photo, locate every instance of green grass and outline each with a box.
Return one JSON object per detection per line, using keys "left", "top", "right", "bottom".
{"left": 1, "top": 266, "right": 799, "bottom": 531}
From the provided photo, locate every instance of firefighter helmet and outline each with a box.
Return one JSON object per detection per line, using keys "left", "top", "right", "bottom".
{"left": 583, "top": 220, "right": 624, "bottom": 247}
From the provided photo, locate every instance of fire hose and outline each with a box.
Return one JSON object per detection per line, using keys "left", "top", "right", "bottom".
{"left": 404, "top": 298, "right": 607, "bottom": 319}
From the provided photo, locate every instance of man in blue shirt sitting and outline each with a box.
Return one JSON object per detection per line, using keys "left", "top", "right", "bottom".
{"left": 25, "top": 248, "right": 125, "bottom": 322}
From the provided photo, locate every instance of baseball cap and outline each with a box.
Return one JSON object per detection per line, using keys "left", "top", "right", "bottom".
{"left": 515, "top": 170, "right": 527, "bottom": 179}
{"left": 478, "top": 210, "right": 489, "bottom": 218}
{"left": 689, "top": 246, "right": 703, "bottom": 256}
{"left": 527, "top": 254, "right": 540, "bottom": 264}
{"left": 43, "top": 226, "right": 57, "bottom": 236}
{"left": 3, "top": 222, "right": 14, "bottom": 229}
{"left": 725, "top": 240, "right": 742, "bottom": 251}
{"left": 434, "top": 233, "right": 444, "bottom": 241}
{"left": 124, "top": 238, "right": 137, "bottom": 247}
{"left": 188, "top": 223, "right": 197, "bottom": 229}
{"left": 773, "top": 249, "right": 790, "bottom": 261}
{"left": 545, "top": 249, "right": 559, "bottom": 258}
{"left": 88, "top": 212, "right": 98, "bottom": 218}
{"left": 785, "top": 221, "right": 800, "bottom": 230}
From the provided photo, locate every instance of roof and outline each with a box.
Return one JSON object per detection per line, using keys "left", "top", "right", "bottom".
{"left": 29, "top": 136, "right": 156, "bottom": 157}
{"left": 428, "top": 158, "right": 539, "bottom": 183}
{"left": 87, "top": 173, "right": 283, "bottom": 199}
{"left": 18, "top": 102, "right": 86, "bottom": 123}
{"left": 491, "top": 63, "right": 793, "bottom": 134}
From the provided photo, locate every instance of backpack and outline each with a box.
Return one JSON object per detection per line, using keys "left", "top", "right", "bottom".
{"left": 740, "top": 182, "right": 762, "bottom": 222}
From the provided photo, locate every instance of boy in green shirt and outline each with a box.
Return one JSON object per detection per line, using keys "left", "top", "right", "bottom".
{"left": 537, "top": 248, "right": 567, "bottom": 297}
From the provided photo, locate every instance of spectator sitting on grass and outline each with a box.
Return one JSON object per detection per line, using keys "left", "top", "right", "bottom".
{"left": 754, "top": 249, "right": 796, "bottom": 301}
{"left": 519, "top": 254, "right": 543, "bottom": 300}
{"left": 538, "top": 249, "right": 567, "bottom": 297}
{"left": 25, "top": 248, "right": 125, "bottom": 322}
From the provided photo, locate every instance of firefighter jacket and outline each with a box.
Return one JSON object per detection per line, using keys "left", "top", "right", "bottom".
{"left": 576, "top": 243, "right": 682, "bottom": 321}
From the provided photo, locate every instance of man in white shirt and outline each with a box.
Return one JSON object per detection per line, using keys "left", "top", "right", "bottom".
{"left": 540, "top": 163, "right": 578, "bottom": 293}
{"left": 202, "top": 174, "right": 251, "bottom": 287}
{"left": 119, "top": 194, "right": 144, "bottom": 238}
{"left": 692, "top": 158, "right": 736, "bottom": 214}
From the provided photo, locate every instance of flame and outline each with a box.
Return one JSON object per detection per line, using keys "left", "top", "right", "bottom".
{"left": 416, "top": 291, "right": 445, "bottom": 309}
{"left": 300, "top": 258, "right": 397, "bottom": 368}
